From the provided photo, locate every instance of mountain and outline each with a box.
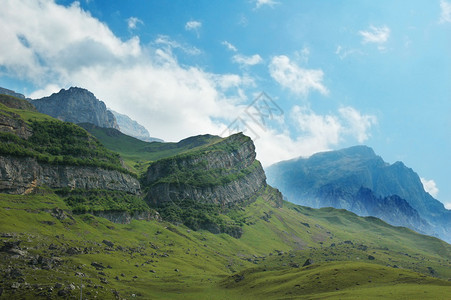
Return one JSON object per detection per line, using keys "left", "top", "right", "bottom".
{"left": 110, "top": 109, "right": 162, "bottom": 142}
{"left": 31, "top": 87, "right": 119, "bottom": 129}
{"left": 266, "top": 145, "right": 451, "bottom": 243}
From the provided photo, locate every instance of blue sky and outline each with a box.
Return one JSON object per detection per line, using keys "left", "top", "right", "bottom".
{"left": 1, "top": 0, "right": 450, "bottom": 209}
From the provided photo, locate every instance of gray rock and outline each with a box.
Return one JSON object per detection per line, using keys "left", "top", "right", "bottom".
{"left": 31, "top": 87, "right": 119, "bottom": 129}
{"left": 302, "top": 258, "right": 314, "bottom": 267}
{"left": 102, "top": 240, "right": 114, "bottom": 248}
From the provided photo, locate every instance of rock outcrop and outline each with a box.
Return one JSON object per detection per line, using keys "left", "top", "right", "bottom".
{"left": 31, "top": 87, "right": 119, "bottom": 129}
{"left": 145, "top": 133, "right": 273, "bottom": 207}
{"left": 0, "top": 156, "right": 140, "bottom": 195}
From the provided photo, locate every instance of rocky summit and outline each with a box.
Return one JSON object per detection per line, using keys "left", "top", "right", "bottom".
{"left": 31, "top": 87, "right": 119, "bottom": 129}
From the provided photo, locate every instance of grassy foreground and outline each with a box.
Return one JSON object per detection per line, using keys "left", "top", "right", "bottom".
{"left": 1, "top": 189, "right": 450, "bottom": 299}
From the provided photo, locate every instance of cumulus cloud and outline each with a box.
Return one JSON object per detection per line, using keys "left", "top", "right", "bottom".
{"left": 250, "top": 105, "right": 377, "bottom": 166}
{"left": 269, "top": 55, "right": 328, "bottom": 97}
{"left": 127, "top": 17, "right": 143, "bottom": 30}
{"left": 359, "top": 25, "right": 390, "bottom": 51}
{"left": 222, "top": 41, "right": 238, "bottom": 52}
{"left": 420, "top": 177, "right": 439, "bottom": 198}
{"left": 339, "top": 106, "right": 377, "bottom": 142}
{"left": 440, "top": 0, "right": 451, "bottom": 23}
{"left": 232, "top": 54, "right": 263, "bottom": 66}
{"left": 254, "top": 0, "right": 279, "bottom": 9}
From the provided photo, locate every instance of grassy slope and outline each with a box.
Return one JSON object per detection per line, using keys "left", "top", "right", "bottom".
{"left": 80, "top": 123, "right": 222, "bottom": 174}
{"left": 1, "top": 189, "right": 450, "bottom": 299}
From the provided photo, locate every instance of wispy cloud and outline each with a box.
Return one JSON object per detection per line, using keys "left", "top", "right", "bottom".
{"left": 440, "top": 0, "right": 451, "bottom": 23}
{"left": 359, "top": 25, "right": 390, "bottom": 51}
{"left": 420, "top": 177, "right": 439, "bottom": 198}
{"left": 222, "top": 41, "right": 238, "bottom": 52}
{"left": 185, "top": 20, "right": 202, "bottom": 37}
{"left": 154, "top": 35, "right": 201, "bottom": 55}
{"left": 127, "top": 17, "right": 143, "bottom": 30}
{"left": 335, "top": 45, "right": 363, "bottom": 60}
{"left": 232, "top": 54, "right": 263, "bottom": 66}
{"left": 254, "top": 0, "right": 279, "bottom": 9}
{"left": 269, "top": 55, "right": 328, "bottom": 97}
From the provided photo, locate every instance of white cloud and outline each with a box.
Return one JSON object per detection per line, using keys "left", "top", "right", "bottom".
{"left": 232, "top": 54, "right": 263, "bottom": 66}
{"left": 420, "top": 177, "right": 439, "bottom": 198}
{"left": 339, "top": 106, "right": 377, "bottom": 143}
{"left": 254, "top": 0, "right": 279, "bottom": 9}
{"left": 359, "top": 25, "right": 390, "bottom": 50}
{"left": 445, "top": 203, "right": 451, "bottom": 210}
{"left": 251, "top": 105, "right": 376, "bottom": 166}
{"left": 269, "top": 55, "right": 328, "bottom": 97}
{"left": 127, "top": 17, "right": 143, "bottom": 30}
{"left": 440, "top": 0, "right": 451, "bottom": 23}
{"left": 335, "top": 45, "right": 363, "bottom": 60}
{"left": 222, "top": 41, "right": 238, "bottom": 52}
{"left": 154, "top": 35, "right": 201, "bottom": 55}
{"left": 185, "top": 20, "right": 202, "bottom": 37}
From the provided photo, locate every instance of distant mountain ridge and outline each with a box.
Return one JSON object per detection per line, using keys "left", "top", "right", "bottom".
{"left": 110, "top": 109, "right": 162, "bottom": 142}
{"left": 266, "top": 145, "right": 451, "bottom": 243}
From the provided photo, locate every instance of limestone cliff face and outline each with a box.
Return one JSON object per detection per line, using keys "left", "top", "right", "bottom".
{"left": 0, "top": 156, "right": 140, "bottom": 195}
{"left": 145, "top": 133, "right": 274, "bottom": 207}
{"left": 32, "top": 87, "right": 119, "bottom": 129}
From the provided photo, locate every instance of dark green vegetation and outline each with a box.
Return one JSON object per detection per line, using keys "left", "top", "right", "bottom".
{"left": 1, "top": 192, "right": 450, "bottom": 299}
{"left": 56, "top": 188, "right": 149, "bottom": 214}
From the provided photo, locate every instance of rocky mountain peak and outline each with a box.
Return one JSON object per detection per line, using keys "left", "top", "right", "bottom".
{"left": 31, "top": 87, "right": 119, "bottom": 129}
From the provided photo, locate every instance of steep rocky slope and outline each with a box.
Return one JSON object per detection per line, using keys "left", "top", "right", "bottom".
{"left": 0, "top": 155, "right": 140, "bottom": 195}
{"left": 145, "top": 133, "right": 274, "bottom": 207}
{"left": 31, "top": 87, "right": 119, "bottom": 129}
{"left": 266, "top": 146, "right": 451, "bottom": 242}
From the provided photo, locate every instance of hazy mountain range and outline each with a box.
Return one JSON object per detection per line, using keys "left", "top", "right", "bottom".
{"left": 266, "top": 146, "right": 451, "bottom": 243}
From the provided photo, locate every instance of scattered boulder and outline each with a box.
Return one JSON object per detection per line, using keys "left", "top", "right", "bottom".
{"left": 233, "top": 274, "right": 245, "bottom": 283}
{"left": 102, "top": 240, "right": 114, "bottom": 248}
{"left": 91, "top": 262, "right": 105, "bottom": 270}
{"left": 303, "top": 258, "right": 314, "bottom": 267}
{"left": 66, "top": 247, "right": 82, "bottom": 255}
{"left": 51, "top": 208, "right": 67, "bottom": 220}
{"left": 368, "top": 255, "right": 375, "bottom": 260}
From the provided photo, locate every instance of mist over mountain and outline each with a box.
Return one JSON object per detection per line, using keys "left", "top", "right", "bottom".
{"left": 110, "top": 109, "right": 162, "bottom": 142}
{"left": 266, "top": 146, "right": 451, "bottom": 243}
